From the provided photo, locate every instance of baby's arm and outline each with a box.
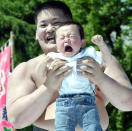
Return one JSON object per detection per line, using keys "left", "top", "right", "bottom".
{"left": 91, "top": 35, "right": 112, "bottom": 67}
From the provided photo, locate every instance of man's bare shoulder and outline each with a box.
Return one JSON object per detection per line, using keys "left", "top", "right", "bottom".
{"left": 8, "top": 54, "right": 47, "bottom": 90}
{"left": 28, "top": 54, "right": 44, "bottom": 64}
{"left": 12, "top": 54, "right": 46, "bottom": 74}
{"left": 8, "top": 55, "right": 45, "bottom": 99}
{"left": 27, "top": 54, "right": 46, "bottom": 67}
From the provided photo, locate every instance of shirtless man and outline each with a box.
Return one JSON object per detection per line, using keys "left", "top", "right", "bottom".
{"left": 6, "top": 1, "right": 132, "bottom": 131}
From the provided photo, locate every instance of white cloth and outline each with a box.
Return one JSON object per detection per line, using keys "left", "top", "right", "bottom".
{"left": 47, "top": 46, "right": 102, "bottom": 95}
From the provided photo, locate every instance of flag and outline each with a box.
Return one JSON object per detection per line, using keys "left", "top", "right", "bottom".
{"left": 0, "top": 46, "right": 14, "bottom": 131}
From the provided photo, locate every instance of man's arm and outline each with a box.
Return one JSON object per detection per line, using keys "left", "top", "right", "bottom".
{"left": 6, "top": 62, "right": 53, "bottom": 128}
{"left": 78, "top": 37, "right": 132, "bottom": 111}
{"left": 6, "top": 56, "right": 72, "bottom": 128}
{"left": 99, "top": 56, "right": 132, "bottom": 111}
{"left": 91, "top": 35, "right": 132, "bottom": 111}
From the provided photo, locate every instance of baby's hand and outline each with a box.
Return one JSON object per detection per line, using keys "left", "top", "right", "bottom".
{"left": 91, "top": 35, "right": 104, "bottom": 46}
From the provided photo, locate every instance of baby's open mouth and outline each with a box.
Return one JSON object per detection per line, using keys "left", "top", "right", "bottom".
{"left": 65, "top": 45, "right": 73, "bottom": 52}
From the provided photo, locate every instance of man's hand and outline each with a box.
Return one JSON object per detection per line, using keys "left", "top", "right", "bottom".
{"left": 77, "top": 57, "right": 105, "bottom": 85}
{"left": 91, "top": 35, "right": 105, "bottom": 46}
{"left": 31, "top": 55, "right": 52, "bottom": 88}
{"left": 44, "top": 60, "right": 72, "bottom": 92}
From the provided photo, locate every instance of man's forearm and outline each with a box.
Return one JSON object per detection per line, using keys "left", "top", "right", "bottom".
{"left": 98, "top": 73, "right": 132, "bottom": 111}
{"left": 7, "top": 85, "right": 54, "bottom": 128}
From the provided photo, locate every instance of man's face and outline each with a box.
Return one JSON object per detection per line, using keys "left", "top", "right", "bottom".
{"left": 36, "top": 9, "right": 71, "bottom": 54}
{"left": 56, "top": 25, "right": 84, "bottom": 57}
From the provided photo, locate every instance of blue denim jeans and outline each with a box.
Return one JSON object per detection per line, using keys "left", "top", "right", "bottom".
{"left": 55, "top": 94, "right": 102, "bottom": 131}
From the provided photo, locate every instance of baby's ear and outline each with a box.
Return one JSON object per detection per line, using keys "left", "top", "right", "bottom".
{"left": 81, "top": 39, "right": 86, "bottom": 48}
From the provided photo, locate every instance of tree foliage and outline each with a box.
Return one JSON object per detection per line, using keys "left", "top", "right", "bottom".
{"left": 0, "top": 0, "right": 132, "bottom": 131}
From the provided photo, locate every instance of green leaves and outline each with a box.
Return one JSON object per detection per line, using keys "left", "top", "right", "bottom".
{"left": 3, "top": 127, "right": 12, "bottom": 131}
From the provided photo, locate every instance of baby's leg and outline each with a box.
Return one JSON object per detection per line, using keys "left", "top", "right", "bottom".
{"left": 55, "top": 98, "right": 76, "bottom": 131}
{"left": 82, "top": 106, "right": 103, "bottom": 131}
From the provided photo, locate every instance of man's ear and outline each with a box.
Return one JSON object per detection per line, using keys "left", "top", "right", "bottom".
{"left": 35, "top": 30, "right": 38, "bottom": 40}
{"left": 81, "top": 39, "right": 86, "bottom": 48}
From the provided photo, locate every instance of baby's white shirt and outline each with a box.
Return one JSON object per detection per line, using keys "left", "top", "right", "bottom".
{"left": 47, "top": 46, "right": 102, "bottom": 95}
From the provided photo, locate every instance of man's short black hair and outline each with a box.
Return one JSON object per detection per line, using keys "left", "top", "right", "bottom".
{"left": 35, "top": 1, "right": 73, "bottom": 24}
{"left": 55, "top": 21, "right": 84, "bottom": 40}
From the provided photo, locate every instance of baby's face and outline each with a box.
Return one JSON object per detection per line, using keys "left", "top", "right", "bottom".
{"left": 56, "top": 24, "right": 83, "bottom": 57}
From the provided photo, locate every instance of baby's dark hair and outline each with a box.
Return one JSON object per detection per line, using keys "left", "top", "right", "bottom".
{"left": 55, "top": 21, "right": 84, "bottom": 40}
{"left": 34, "top": 1, "right": 73, "bottom": 24}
